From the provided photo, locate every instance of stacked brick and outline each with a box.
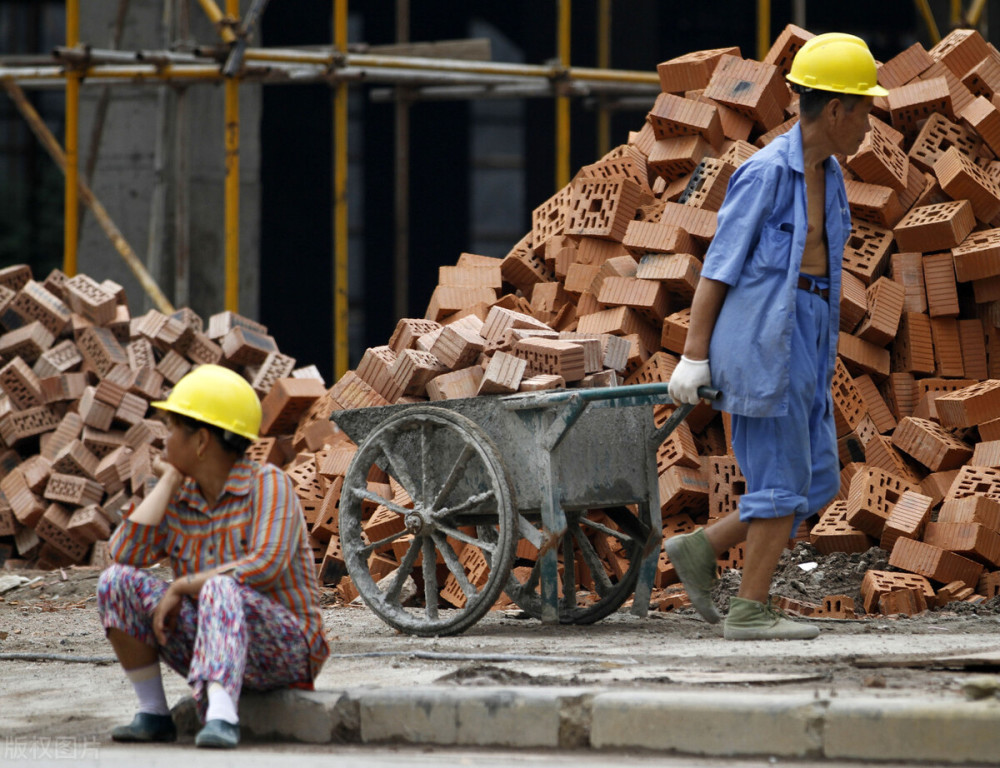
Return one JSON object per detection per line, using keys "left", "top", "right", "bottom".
{"left": 0, "top": 264, "right": 320, "bottom": 572}
{"left": 290, "top": 26, "right": 1000, "bottom": 615}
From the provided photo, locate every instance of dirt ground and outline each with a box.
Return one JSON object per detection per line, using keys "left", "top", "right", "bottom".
{"left": 3, "top": 551, "right": 1000, "bottom": 742}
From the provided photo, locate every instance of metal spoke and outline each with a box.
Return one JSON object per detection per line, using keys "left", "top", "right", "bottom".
{"left": 520, "top": 557, "right": 542, "bottom": 593}
{"left": 433, "top": 532, "right": 477, "bottom": 601}
{"left": 572, "top": 523, "right": 614, "bottom": 597}
{"left": 421, "top": 536, "right": 439, "bottom": 620}
{"left": 435, "top": 523, "right": 497, "bottom": 554}
{"left": 377, "top": 437, "right": 420, "bottom": 499}
{"left": 432, "top": 442, "right": 476, "bottom": 511}
{"left": 579, "top": 515, "right": 633, "bottom": 546}
{"left": 432, "top": 490, "right": 495, "bottom": 521}
{"left": 359, "top": 528, "right": 410, "bottom": 559}
{"left": 420, "top": 422, "right": 431, "bottom": 506}
{"left": 350, "top": 487, "right": 412, "bottom": 517}
{"left": 517, "top": 513, "right": 543, "bottom": 548}
{"left": 561, "top": 532, "right": 577, "bottom": 610}
{"left": 385, "top": 535, "right": 421, "bottom": 604}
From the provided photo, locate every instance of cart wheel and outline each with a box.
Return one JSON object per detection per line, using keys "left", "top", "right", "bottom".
{"left": 500, "top": 505, "right": 651, "bottom": 624}
{"left": 340, "top": 406, "right": 517, "bottom": 636}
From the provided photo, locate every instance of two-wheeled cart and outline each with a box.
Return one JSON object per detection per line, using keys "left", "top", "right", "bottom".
{"left": 331, "top": 382, "right": 718, "bottom": 636}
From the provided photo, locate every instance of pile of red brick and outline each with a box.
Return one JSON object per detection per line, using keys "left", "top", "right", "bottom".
{"left": 8, "top": 26, "right": 1000, "bottom": 622}
{"left": 280, "top": 25, "right": 1000, "bottom": 617}
{"left": 0, "top": 263, "right": 320, "bottom": 570}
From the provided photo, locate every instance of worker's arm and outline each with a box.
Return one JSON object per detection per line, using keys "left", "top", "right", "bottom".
{"left": 108, "top": 457, "right": 182, "bottom": 567}
{"left": 683, "top": 276, "right": 729, "bottom": 360}
{"left": 126, "top": 457, "right": 184, "bottom": 527}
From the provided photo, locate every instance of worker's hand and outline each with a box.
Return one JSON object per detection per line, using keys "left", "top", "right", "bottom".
{"left": 668, "top": 356, "right": 712, "bottom": 405}
{"left": 152, "top": 455, "right": 184, "bottom": 491}
{"left": 153, "top": 584, "right": 184, "bottom": 646}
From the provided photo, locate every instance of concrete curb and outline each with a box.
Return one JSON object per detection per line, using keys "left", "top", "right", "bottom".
{"left": 174, "top": 686, "right": 1000, "bottom": 762}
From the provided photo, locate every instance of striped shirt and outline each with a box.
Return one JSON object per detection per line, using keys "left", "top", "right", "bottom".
{"left": 109, "top": 457, "right": 329, "bottom": 680}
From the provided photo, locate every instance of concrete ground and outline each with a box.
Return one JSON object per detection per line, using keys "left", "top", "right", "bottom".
{"left": 4, "top": 569, "right": 1000, "bottom": 764}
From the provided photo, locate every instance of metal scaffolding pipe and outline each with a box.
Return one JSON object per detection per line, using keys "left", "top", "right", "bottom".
{"left": 224, "top": 0, "right": 240, "bottom": 312}
{"left": 596, "top": 0, "right": 611, "bottom": 157}
{"left": 757, "top": 0, "right": 770, "bottom": 61}
{"left": 334, "top": 0, "right": 349, "bottom": 379}
{"left": 195, "top": 0, "right": 237, "bottom": 43}
{"left": 914, "top": 0, "right": 942, "bottom": 44}
{"left": 556, "top": 0, "right": 571, "bottom": 189}
{"left": 64, "top": 0, "right": 80, "bottom": 277}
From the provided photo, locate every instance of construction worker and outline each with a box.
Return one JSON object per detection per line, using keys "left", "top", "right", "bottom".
{"left": 665, "top": 33, "right": 888, "bottom": 640}
{"left": 96, "top": 364, "right": 329, "bottom": 748}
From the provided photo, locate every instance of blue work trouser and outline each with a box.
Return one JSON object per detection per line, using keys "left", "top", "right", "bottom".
{"left": 730, "top": 282, "right": 839, "bottom": 529}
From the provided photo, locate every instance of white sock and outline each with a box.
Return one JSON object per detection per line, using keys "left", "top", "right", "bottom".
{"left": 126, "top": 664, "right": 170, "bottom": 716}
{"left": 205, "top": 681, "right": 239, "bottom": 724}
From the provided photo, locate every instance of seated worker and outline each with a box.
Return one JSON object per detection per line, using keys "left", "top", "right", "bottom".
{"left": 666, "top": 33, "right": 888, "bottom": 640}
{"left": 97, "top": 364, "right": 329, "bottom": 748}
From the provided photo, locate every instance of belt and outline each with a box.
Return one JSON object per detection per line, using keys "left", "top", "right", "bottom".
{"left": 797, "top": 275, "right": 829, "bottom": 300}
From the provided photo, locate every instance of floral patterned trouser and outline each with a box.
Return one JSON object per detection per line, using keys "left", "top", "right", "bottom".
{"left": 97, "top": 564, "right": 311, "bottom": 716}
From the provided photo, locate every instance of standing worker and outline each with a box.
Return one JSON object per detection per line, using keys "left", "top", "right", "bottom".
{"left": 665, "top": 33, "right": 888, "bottom": 640}
{"left": 97, "top": 364, "right": 329, "bottom": 748}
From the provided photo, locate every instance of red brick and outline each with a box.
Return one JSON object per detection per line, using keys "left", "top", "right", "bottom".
{"left": 888, "top": 76, "right": 953, "bottom": 136}
{"left": 843, "top": 220, "right": 894, "bottom": 285}
{"left": 847, "top": 116, "right": 909, "bottom": 193}
{"left": 889, "top": 536, "right": 983, "bottom": 587}
{"left": 934, "top": 145, "right": 1000, "bottom": 223}
{"left": 936, "top": 379, "right": 1000, "bottom": 427}
{"left": 703, "top": 55, "right": 790, "bottom": 131}
{"left": 880, "top": 490, "right": 933, "bottom": 552}
{"left": 861, "top": 569, "right": 935, "bottom": 614}
{"left": 838, "top": 332, "right": 890, "bottom": 378}
{"left": 656, "top": 46, "right": 741, "bottom": 94}
{"left": 924, "top": 521, "right": 1000, "bottom": 567}
{"left": 846, "top": 466, "right": 920, "bottom": 538}
{"left": 930, "top": 28, "right": 991, "bottom": 78}
{"left": 895, "top": 200, "right": 976, "bottom": 253}
{"left": 908, "top": 112, "right": 981, "bottom": 174}
{"left": 839, "top": 271, "right": 868, "bottom": 333}
{"left": 810, "top": 500, "right": 873, "bottom": 555}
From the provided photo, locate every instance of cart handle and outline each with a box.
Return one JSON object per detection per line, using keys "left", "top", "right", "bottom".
{"left": 503, "top": 383, "right": 720, "bottom": 453}
{"left": 647, "top": 385, "right": 721, "bottom": 452}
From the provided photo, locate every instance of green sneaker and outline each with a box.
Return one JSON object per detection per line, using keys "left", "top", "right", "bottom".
{"left": 663, "top": 528, "right": 721, "bottom": 623}
{"left": 723, "top": 597, "right": 820, "bottom": 640}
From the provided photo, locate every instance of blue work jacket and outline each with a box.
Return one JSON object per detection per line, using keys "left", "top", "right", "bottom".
{"left": 701, "top": 123, "right": 849, "bottom": 417}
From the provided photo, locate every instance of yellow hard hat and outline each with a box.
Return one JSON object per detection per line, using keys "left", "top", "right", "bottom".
{"left": 786, "top": 33, "right": 889, "bottom": 97}
{"left": 152, "top": 364, "right": 261, "bottom": 441}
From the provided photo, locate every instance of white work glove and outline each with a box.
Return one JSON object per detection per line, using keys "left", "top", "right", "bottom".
{"left": 668, "top": 356, "right": 712, "bottom": 405}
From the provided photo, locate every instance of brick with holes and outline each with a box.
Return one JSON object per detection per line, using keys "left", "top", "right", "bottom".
{"left": 0, "top": 322, "right": 55, "bottom": 365}
{"left": 845, "top": 179, "right": 906, "bottom": 228}
{"left": 880, "top": 490, "right": 933, "bottom": 553}
{"left": 935, "top": 145, "right": 1000, "bottom": 223}
{"left": 889, "top": 536, "right": 983, "bottom": 588}
{"left": 888, "top": 76, "right": 953, "bottom": 136}
{"left": 846, "top": 466, "right": 920, "bottom": 538}
{"left": 646, "top": 92, "right": 723, "bottom": 147}
{"left": 810, "top": 500, "right": 873, "bottom": 555}
{"left": 908, "top": 112, "right": 980, "bottom": 173}
{"left": 889, "top": 252, "right": 927, "bottom": 314}
{"left": 952, "top": 227, "right": 1000, "bottom": 282}
{"left": 656, "top": 46, "right": 741, "bottom": 94}
{"left": 894, "top": 199, "right": 975, "bottom": 253}
{"left": 939, "top": 496, "right": 1000, "bottom": 531}
{"left": 843, "top": 220, "right": 894, "bottom": 285}
{"left": 924, "top": 521, "right": 1000, "bottom": 568}
{"left": 861, "top": 569, "right": 935, "bottom": 614}
{"left": 847, "top": 116, "right": 909, "bottom": 192}
{"left": 703, "top": 55, "right": 789, "bottom": 131}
